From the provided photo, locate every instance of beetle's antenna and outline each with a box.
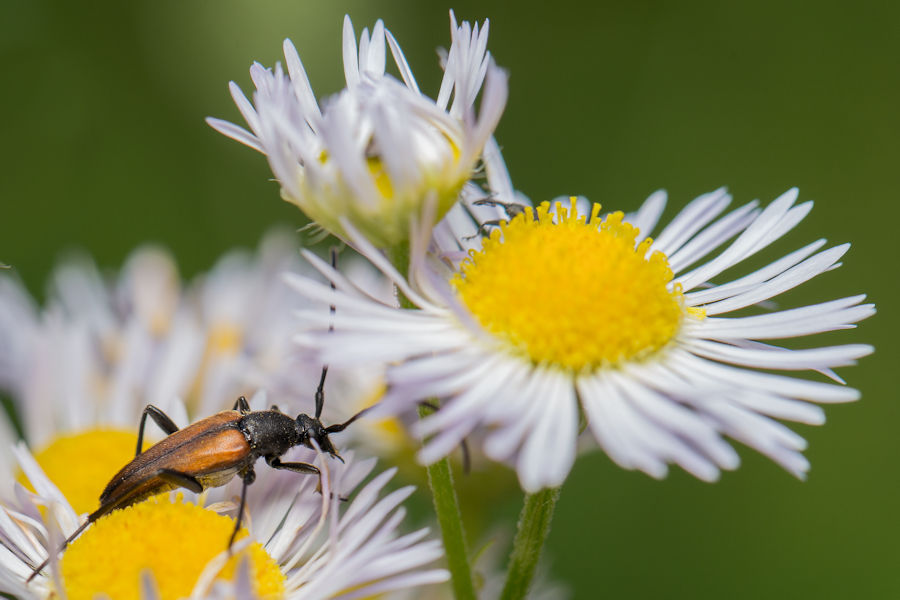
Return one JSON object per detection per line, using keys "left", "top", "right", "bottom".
{"left": 325, "top": 405, "right": 373, "bottom": 435}
{"left": 314, "top": 247, "right": 338, "bottom": 420}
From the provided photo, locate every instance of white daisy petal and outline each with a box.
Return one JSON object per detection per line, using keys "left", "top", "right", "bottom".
{"left": 651, "top": 187, "right": 731, "bottom": 256}
{"left": 694, "top": 295, "right": 874, "bottom": 339}
{"left": 629, "top": 189, "right": 667, "bottom": 241}
{"left": 667, "top": 200, "right": 760, "bottom": 273}
{"left": 699, "top": 244, "right": 850, "bottom": 314}
{"left": 683, "top": 338, "right": 874, "bottom": 371}
{"left": 669, "top": 350, "right": 860, "bottom": 403}
{"left": 517, "top": 370, "right": 578, "bottom": 491}
{"left": 676, "top": 188, "right": 801, "bottom": 291}
{"left": 684, "top": 238, "right": 828, "bottom": 305}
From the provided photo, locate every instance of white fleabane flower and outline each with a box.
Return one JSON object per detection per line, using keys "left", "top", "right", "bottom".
{"left": 286, "top": 187, "right": 874, "bottom": 492}
{"left": 207, "top": 12, "right": 508, "bottom": 249}
{"left": 0, "top": 441, "right": 447, "bottom": 599}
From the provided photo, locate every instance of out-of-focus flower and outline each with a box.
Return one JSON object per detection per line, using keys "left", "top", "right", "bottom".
{"left": 207, "top": 12, "right": 508, "bottom": 251}
{"left": 287, "top": 185, "right": 875, "bottom": 492}
{"left": 0, "top": 230, "right": 380, "bottom": 451}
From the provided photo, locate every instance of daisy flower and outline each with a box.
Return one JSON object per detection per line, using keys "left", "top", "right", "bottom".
{"left": 0, "top": 436, "right": 447, "bottom": 599}
{"left": 207, "top": 11, "right": 508, "bottom": 250}
{"left": 286, "top": 186, "right": 875, "bottom": 492}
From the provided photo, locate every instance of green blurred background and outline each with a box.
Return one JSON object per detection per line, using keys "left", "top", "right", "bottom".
{"left": 1, "top": 0, "right": 897, "bottom": 597}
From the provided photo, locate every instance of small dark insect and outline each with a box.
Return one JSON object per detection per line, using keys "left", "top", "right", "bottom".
{"left": 464, "top": 197, "right": 530, "bottom": 239}
{"left": 28, "top": 250, "right": 361, "bottom": 583}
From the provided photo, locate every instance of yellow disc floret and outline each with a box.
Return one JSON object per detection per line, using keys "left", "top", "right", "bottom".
{"left": 20, "top": 430, "right": 143, "bottom": 515}
{"left": 61, "top": 496, "right": 285, "bottom": 600}
{"left": 452, "top": 199, "right": 687, "bottom": 371}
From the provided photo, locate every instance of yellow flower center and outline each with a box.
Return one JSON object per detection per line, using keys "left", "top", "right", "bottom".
{"left": 20, "top": 430, "right": 143, "bottom": 514}
{"left": 453, "top": 199, "right": 690, "bottom": 371}
{"left": 61, "top": 496, "right": 285, "bottom": 600}
{"left": 208, "top": 322, "right": 244, "bottom": 357}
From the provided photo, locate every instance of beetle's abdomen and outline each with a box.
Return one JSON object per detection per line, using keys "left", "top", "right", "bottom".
{"left": 161, "top": 427, "right": 250, "bottom": 476}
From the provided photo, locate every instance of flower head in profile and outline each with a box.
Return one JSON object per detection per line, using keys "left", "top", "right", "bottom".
{"left": 207, "top": 12, "right": 508, "bottom": 250}
{"left": 287, "top": 183, "right": 875, "bottom": 492}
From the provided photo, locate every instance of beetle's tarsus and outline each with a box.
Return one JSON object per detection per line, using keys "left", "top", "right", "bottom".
{"left": 233, "top": 396, "right": 251, "bottom": 414}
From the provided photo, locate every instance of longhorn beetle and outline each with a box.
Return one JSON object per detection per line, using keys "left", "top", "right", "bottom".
{"left": 28, "top": 254, "right": 362, "bottom": 583}
{"left": 27, "top": 386, "right": 367, "bottom": 582}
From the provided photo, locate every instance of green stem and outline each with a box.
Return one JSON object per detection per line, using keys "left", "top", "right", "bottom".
{"left": 419, "top": 404, "right": 477, "bottom": 600}
{"left": 387, "top": 241, "right": 476, "bottom": 600}
{"left": 500, "top": 487, "right": 561, "bottom": 600}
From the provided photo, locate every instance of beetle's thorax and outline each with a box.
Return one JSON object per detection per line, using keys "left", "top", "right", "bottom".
{"left": 239, "top": 410, "right": 303, "bottom": 457}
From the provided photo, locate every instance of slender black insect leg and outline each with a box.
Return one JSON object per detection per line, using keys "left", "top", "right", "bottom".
{"left": 229, "top": 468, "right": 256, "bottom": 549}
{"left": 463, "top": 220, "right": 507, "bottom": 240}
{"left": 135, "top": 405, "right": 180, "bottom": 457}
{"left": 472, "top": 197, "right": 527, "bottom": 219}
{"left": 266, "top": 457, "right": 350, "bottom": 502}
{"left": 26, "top": 517, "right": 93, "bottom": 584}
{"left": 233, "top": 395, "right": 251, "bottom": 414}
{"left": 265, "top": 456, "right": 320, "bottom": 476}
{"left": 155, "top": 469, "right": 203, "bottom": 494}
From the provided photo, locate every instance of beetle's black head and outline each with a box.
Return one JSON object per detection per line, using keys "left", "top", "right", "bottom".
{"left": 296, "top": 413, "right": 343, "bottom": 462}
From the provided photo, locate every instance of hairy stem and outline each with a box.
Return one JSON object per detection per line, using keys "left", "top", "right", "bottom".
{"left": 500, "top": 487, "right": 561, "bottom": 600}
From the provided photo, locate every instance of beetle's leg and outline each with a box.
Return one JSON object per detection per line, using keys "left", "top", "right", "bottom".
{"left": 155, "top": 468, "right": 203, "bottom": 494}
{"left": 135, "top": 405, "right": 180, "bottom": 457}
{"left": 266, "top": 457, "right": 348, "bottom": 501}
{"left": 462, "top": 219, "right": 507, "bottom": 240}
{"left": 473, "top": 197, "right": 528, "bottom": 218}
{"left": 265, "top": 456, "right": 320, "bottom": 476}
{"left": 233, "top": 396, "right": 251, "bottom": 414}
{"left": 25, "top": 517, "right": 93, "bottom": 584}
{"left": 266, "top": 456, "right": 323, "bottom": 493}
{"left": 229, "top": 468, "right": 256, "bottom": 549}
{"left": 463, "top": 198, "right": 532, "bottom": 239}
